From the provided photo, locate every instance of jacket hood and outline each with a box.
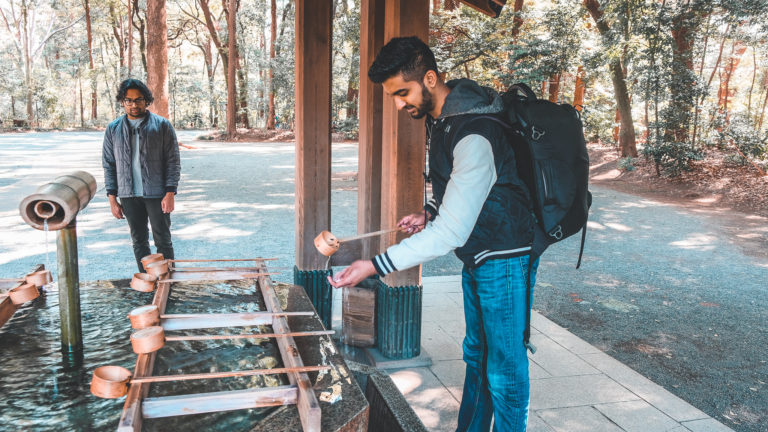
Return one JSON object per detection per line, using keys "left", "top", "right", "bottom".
{"left": 439, "top": 78, "right": 505, "bottom": 119}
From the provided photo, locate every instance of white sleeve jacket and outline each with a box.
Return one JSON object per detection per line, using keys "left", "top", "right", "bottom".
{"left": 371, "top": 133, "right": 497, "bottom": 276}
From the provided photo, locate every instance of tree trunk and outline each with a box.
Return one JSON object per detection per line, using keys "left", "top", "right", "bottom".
{"left": 665, "top": 8, "right": 696, "bottom": 144}
{"left": 511, "top": 0, "right": 524, "bottom": 41}
{"left": 548, "top": 72, "right": 561, "bottom": 103}
{"left": 267, "top": 0, "right": 277, "bottom": 130}
{"left": 79, "top": 74, "right": 84, "bottom": 128}
{"left": 84, "top": 0, "right": 98, "bottom": 120}
{"left": 128, "top": 0, "right": 133, "bottom": 74}
{"left": 133, "top": 0, "right": 147, "bottom": 75}
{"left": 758, "top": 73, "right": 768, "bottom": 131}
{"left": 237, "top": 59, "right": 249, "bottom": 128}
{"left": 226, "top": 0, "right": 237, "bottom": 137}
{"left": 146, "top": 0, "right": 169, "bottom": 119}
{"left": 109, "top": 3, "right": 125, "bottom": 69}
{"left": 21, "top": 0, "right": 33, "bottom": 123}
{"left": 573, "top": 65, "right": 585, "bottom": 111}
{"left": 717, "top": 41, "right": 747, "bottom": 119}
{"left": 584, "top": 0, "right": 637, "bottom": 156}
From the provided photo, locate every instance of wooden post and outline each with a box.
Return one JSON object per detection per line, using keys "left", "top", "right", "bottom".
{"left": 358, "top": 0, "right": 386, "bottom": 258}
{"left": 380, "top": 0, "right": 429, "bottom": 287}
{"left": 294, "top": 0, "right": 333, "bottom": 271}
{"left": 146, "top": 0, "right": 169, "bottom": 119}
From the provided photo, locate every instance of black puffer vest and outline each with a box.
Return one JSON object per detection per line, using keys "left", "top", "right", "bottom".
{"left": 427, "top": 114, "right": 535, "bottom": 267}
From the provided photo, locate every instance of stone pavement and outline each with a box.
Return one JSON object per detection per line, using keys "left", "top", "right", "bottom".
{"left": 334, "top": 275, "right": 734, "bottom": 432}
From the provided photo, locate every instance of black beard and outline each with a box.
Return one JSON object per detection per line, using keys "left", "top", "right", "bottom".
{"left": 407, "top": 84, "right": 434, "bottom": 119}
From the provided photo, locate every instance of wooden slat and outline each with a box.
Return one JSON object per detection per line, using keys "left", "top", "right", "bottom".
{"left": 159, "top": 270, "right": 271, "bottom": 282}
{"left": 160, "top": 311, "right": 315, "bottom": 330}
{"left": 142, "top": 386, "right": 297, "bottom": 419}
{"left": 256, "top": 262, "right": 322, "bottom": 432}
{"left": 118, "top": 272, "right": 172, "bottom": 432}
{"left": 134, "top": 366, "right": 331, "bottom": 384}
{"left": 165, "top": 330, "right": 335, "bottom": 342}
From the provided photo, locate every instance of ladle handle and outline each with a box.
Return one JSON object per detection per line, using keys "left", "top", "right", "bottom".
{"left": 339, "top": 227, "right": 400, "bottom": 243}
{"left": 164, "top": 329, "right": 335, "bottom": 342}
{"left": 131, "top": 365, "right": 331, "bottom": 384}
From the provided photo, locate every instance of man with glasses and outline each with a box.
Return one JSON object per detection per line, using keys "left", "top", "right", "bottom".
{"left": 102, "top": 78, "right": 181, "bottom": 272}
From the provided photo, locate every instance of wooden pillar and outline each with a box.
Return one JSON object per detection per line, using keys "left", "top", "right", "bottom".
{"left": 380, "top": 0, "right": 430, "bottom": 287}
{"left": 294, "top": 0, "right": 333, "bottom": 270}
{"left": 146, "top": 0, "right": 169, "bottom": 119}
{"left": 358, "top": 0, "right": 386, "bottom": 258}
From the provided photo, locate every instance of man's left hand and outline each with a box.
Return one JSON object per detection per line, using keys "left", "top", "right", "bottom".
{"left": 161, "top": 192, "right": 175, "bottom": 213}
{"left": 327, "top": 260, "right": 376, "bottom": 289}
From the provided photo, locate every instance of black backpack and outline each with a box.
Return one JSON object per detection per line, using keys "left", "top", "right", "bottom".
{"left": 451, "top": 83, "right": 592, "bottom": 353}
{"left": 501, "top": 83, "right": 592, "bottom": 265}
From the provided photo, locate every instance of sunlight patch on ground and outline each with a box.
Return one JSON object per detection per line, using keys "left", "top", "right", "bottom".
{"left": 388, "top": 370, "right": 424, "bottom": 395}
{"left": 603, "top": 222, "right": 633, "bottom": 232}
{"left": 173, "top": 222, "right": 251, "bottom": 239}
{"left": 587, "top": 221, "right": 606, "bottom": 230}
{"left": 669, "top": 233, "right": 717, "bottom": 250}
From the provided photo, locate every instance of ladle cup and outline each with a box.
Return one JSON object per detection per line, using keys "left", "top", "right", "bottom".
{"left": 130, "top": 273, "right": 158, "bottom": 292}
{"left": 90, "top": 364, "right": 332, "bottom": 399}
{"left": 130, "top": 325, "right": 336, "bottom": 354}
{"left": 128, "top": 305, "right": 160, "bottom": 329}
{"left": 8, "top": 283, "right": 40, "bottom": 305}
{"left": 144, "top": 260, "right": 170, "bottom": 278}
{"left": 25, "top": 269, "right": 52, "bottom": 287}
{"left": 140, "top": 253, "right": 164, "bottom": 269}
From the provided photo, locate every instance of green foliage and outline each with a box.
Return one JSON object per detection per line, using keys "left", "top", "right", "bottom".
{"left": 617, "top": 156, "right": 636, "bottom": 172}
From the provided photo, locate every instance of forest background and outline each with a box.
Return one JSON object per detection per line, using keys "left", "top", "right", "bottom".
{"left": 1, "top": 0, "right": 768, "bottom": 184}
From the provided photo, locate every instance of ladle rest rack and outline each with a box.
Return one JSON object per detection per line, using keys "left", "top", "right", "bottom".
{"left": 116, "top": 259, "right": 326, "bottom": 432}
{"left": 0, "top": 264, "right": 46, "bottom": 329}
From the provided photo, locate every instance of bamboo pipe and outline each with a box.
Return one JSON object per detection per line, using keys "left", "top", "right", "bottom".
{"left": 90, "top": 364, "right": 331, "bottom": 399}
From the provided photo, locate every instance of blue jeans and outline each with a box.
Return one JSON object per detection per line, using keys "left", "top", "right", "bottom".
{"left": 457, "top": 256, "right": 538, "bottom": 432}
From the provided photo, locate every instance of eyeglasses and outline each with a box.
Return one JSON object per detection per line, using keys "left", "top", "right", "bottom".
{"left": 123, "top": 97, "right": 146, "bottom": 106}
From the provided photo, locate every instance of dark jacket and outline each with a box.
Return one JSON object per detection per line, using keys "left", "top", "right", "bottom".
{"left": 372, "top": 79, "right": 534, "bottom": 276}
{"left": 426, "top": 79, "right": 534, "bottom": 266}
{"left": 102, "top": 111, "right": 180, "bottom": 198}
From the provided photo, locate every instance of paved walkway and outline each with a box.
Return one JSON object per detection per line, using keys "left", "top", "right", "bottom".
{"left": 335, "top": 275, "right": 734, "bottom": 432}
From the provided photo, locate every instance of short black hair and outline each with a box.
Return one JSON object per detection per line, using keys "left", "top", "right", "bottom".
{"left": 116, "top": 79, "right": 154, "bottom": 104}
{"left": 368, "top": 36, "right": 439, "bottom": 84}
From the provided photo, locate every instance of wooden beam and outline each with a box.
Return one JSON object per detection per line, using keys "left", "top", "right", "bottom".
{"left": 381, "top": 0, "right": 430, "bottom": 287}
{"left": 358, "top": 0, "right": 386, "bottom": 258}
{"left": 118, "top": 273, "right": 172, "bottom": 432}
{"left": 256, "top": 263, "right": 322, "bottom": 432}
{"left": 295, "top": 0, "right": 333, "bottom": 270}
{"left": 142, "top": 386, "right": 298, "bottom": 419}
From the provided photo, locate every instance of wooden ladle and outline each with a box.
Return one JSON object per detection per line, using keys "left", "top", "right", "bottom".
{"left": 90, "top": 364, "right": 331, "bottom": 399}
{"left": 129, "top": 325, "right": 336, "bottom": 354}
{"left": 313, "top": 228, "right": 401, "bottom": 257}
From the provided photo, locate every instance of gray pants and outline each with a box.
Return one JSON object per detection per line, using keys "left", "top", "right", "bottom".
{"left": 121, "top": 197, "right": 174, "bottom": 272}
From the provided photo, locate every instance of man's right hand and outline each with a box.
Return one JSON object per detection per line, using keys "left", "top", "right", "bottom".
{"left": 397, "top": 212, "right": 427, "bottom": 234}
{"left": 108, "top": 196, "right": 124, "bottom": 219}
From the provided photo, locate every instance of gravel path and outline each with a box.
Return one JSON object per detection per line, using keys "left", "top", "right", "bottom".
{"left": 0, "top": 131, "right": 765, "bottom": 431}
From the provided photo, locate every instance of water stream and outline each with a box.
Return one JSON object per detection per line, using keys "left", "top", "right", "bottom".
{"left": 0, "top": 279, "right": 282, "bottom": 431}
